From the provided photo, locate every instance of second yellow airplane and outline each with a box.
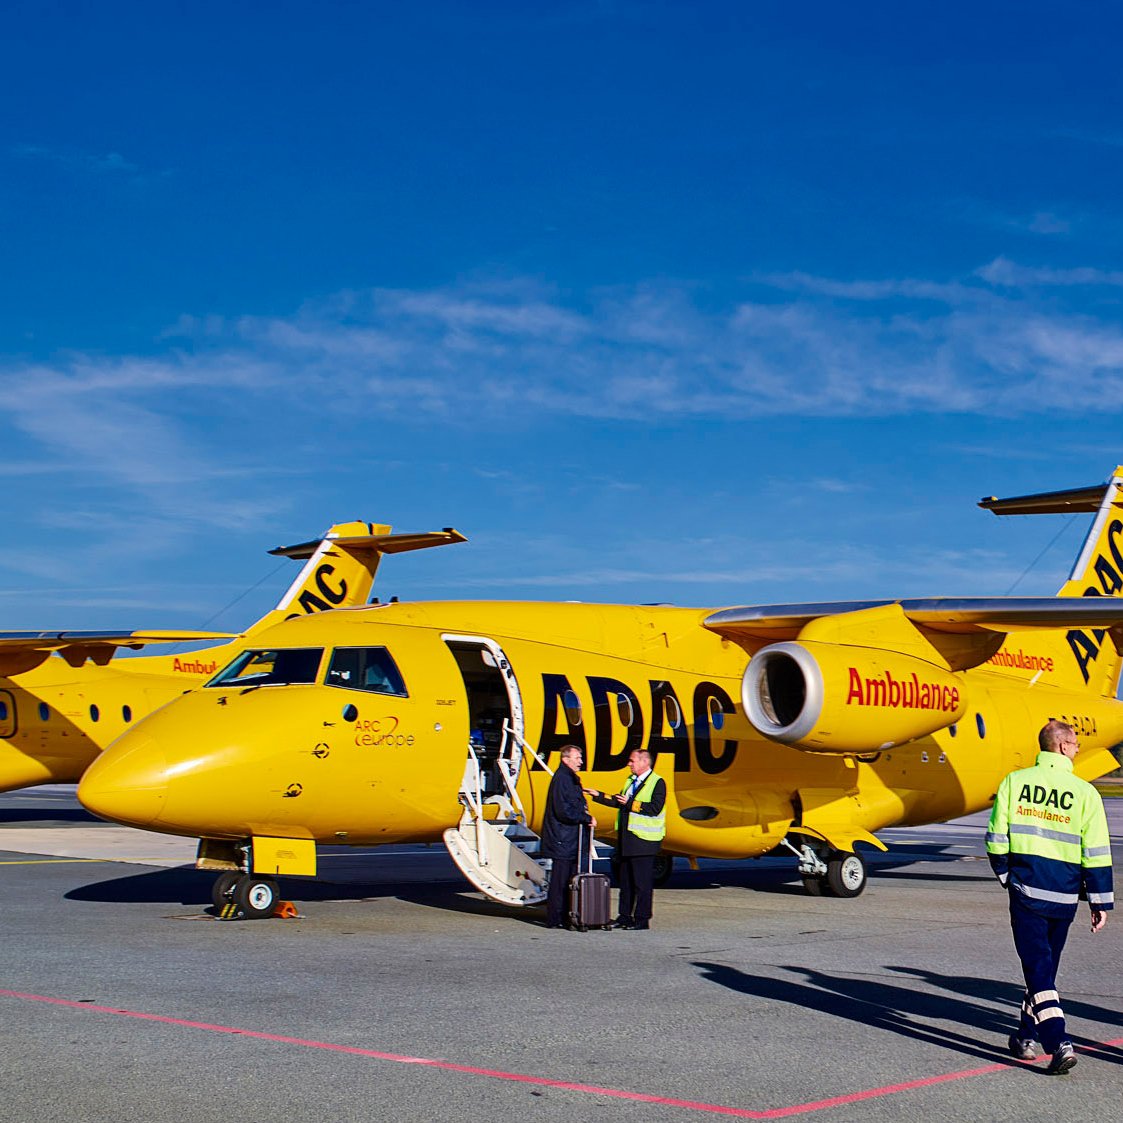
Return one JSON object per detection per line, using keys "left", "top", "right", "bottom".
{"left": 78, "top": 469, "right": 1123, "bottom": 919}
{"left": 0, "top": 522, "right": 464, "bottom": 794}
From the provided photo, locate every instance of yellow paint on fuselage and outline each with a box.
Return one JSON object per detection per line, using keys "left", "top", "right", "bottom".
{"left": 0, "top": 651, "right": 222, "bottom": 790}
{"left": 78, "top": 600, "right": 1123, "bottom": 866}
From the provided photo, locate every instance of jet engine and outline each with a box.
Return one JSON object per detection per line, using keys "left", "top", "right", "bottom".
{"left": 741, "top": 640, "right": 967, "bottom": 753}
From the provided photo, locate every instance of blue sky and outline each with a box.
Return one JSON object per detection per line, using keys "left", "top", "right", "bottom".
{"left": 3, "top": 2, "right": 1123, "bottom": 630}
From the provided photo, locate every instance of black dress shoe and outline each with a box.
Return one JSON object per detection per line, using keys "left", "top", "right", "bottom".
{"left": 612, "top": 918, "right": 634, "bottom": 929}
{"left": 632, "top": 921, "right": 650, "bottom": 930}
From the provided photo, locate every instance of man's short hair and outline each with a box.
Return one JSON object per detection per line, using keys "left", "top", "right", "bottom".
{"left": 1039, "top": 719, "right": 1075, "bottom": 754}
{"left": 631, "top": 749, "right": 652, "bottom": 764}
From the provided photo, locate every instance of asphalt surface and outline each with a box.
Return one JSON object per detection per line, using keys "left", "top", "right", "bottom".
{"left": 2, "top": 787, "right": 1122, "bottom": 1123}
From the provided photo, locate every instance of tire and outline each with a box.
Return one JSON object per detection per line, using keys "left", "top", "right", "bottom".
{"left": 801, "top": 875, "right": 825, "bottom": 896}
{"left": 824, "top": 852, "right": 867, "bottom": 898}
{"left": 233, "top": 875, "right": 280, "bottom": 919}
{"left": 210, "top": 871, "right": 241, "bottom": 909}
{"left": 652, "top": 854, "right": 674, "bottom": 887}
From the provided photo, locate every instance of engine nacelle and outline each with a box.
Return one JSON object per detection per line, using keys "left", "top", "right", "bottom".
{"left": 741, "top": 640, "right": 967, "bottom": 753}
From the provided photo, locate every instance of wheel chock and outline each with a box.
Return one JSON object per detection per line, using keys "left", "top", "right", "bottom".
{"left": 217, "top": 902, "right": 244, "bottom": 921}
{"left": 273, "top": 900, "right": 299, "bottom": 919}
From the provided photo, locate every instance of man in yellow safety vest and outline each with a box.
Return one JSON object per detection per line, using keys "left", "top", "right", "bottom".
{"left": 586, "top": 748, "right": 666, "bottom": 930}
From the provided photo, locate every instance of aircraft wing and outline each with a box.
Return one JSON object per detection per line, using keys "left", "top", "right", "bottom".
{"left": 0, "top": 630, "right": 237, "bottom": 673}
{"left": 704, "top": 597, "right": 1123, "bottom": 642}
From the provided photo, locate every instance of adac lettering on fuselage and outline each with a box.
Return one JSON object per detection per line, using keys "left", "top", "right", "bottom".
{"left": 1067, "top": 516, "right": 1123, "bottom": 683}
{"left": 846, "top": 669, "right": 959, "bottom": 711}
{"left": 173, "top": 657, "right": 218, "bottom": 675}
{"left": 535, "top": 674, "right": 738, "bottom": 774}
{"left": 284, "top": 562, "right": 349, "bottom": 620}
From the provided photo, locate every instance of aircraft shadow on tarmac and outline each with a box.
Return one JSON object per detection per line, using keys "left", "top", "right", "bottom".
{"left": 62, "top": 842, "right": 987, "bottom": 913}
{"left": 694, "top": 961, "right": 1123, "bottom": 1069}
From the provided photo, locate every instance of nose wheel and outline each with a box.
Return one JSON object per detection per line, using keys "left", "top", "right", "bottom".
{"left": 210, "top": 872, "right": 280, "bottom": 919}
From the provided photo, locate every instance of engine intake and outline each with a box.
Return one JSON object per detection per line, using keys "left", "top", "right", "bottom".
{"left": 742, "top": 640, "right": 967, "bottom": 753}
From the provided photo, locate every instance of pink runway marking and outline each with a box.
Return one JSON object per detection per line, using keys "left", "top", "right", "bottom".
{"left": 2, "top": 988, "right": 1119, "bottom": 1119}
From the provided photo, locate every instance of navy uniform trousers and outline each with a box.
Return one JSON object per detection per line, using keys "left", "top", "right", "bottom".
{"left": 1009, "top": 893, "right": 1072, "bottom": 1054}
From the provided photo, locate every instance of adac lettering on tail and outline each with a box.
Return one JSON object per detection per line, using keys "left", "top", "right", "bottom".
{"left": 287, "top": 563, "right": 349, "bottom": 619}
{"left": 1067, "top": 517, "right": 1123, "bottom": 682}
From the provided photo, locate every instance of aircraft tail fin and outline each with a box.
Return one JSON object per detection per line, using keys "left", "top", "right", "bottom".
{"left": 242, "top": 522, "right": 466, "bottom": 637}
{"left": 981, "top": 465, "right": 1123, "bottom": 696}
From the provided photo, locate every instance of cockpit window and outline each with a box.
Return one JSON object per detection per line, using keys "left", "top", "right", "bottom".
{"left": 324, "top": 647, "right": 408, "bottom": 697}
{"left": 207, "top": 648, "right": 324, "bottom": 687}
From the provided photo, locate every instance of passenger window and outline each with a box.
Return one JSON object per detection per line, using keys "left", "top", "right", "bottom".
{"left": 707, "top": 695, "right": 725, "bottom": 731}
{"left": 208, "top": 648, "right": 324, "bottom": 687}
{"left": 324, "top": 647, "right": 408, "bottom": 697}
{"left": 39, "top": 702, "right": 50, "bottom": 721}
{"left": 563, "top": 689, "right": 583, "bottom": 726}
{"left": 616, "top": 692, "right": 634, "bottom": 727}
{"left": 664, "top": 695, "right": 682, "bottom": 730}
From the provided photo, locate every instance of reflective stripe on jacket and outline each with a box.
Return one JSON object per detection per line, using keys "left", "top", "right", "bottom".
{"left": 986, "top": 750, "right": 1114, "bottom": 917}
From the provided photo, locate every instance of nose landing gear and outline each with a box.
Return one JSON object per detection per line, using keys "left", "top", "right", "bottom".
{"left": 210, "top": 872, "right": 281, "bottom": 919}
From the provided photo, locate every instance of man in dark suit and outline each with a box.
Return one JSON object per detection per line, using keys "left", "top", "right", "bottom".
{"left": 540, "top": 744, "right": 594, "bottom": 929}
{"left": 586, "top": 748, "right": 666, "bottom": 930}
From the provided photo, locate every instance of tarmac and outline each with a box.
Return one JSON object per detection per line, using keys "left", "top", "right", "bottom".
{"left": 2, "top": 785, "right": 1121, "bottom": 1123}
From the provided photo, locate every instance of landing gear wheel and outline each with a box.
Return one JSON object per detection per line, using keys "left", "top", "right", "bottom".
{"left": 801, "top": 875, "right": 825, "bottom": 896}
{"left": 652, "top": 854, "right": 674, "bottom": 887}
{"left": 824, "top": 851, "right": 867, "bottom": 898}
{"left": 233, "top": 875, "right": 280, "bottom": 919}
{"left": 210, "top": 871, "right": 241, "bottom": 909}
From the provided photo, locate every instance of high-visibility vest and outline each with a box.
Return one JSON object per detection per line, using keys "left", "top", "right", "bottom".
{"left": 618, "top": 771, "right": 665, "bottom": 843}
{"left": 986, "top": 750, "right": 1114, "bottom": 915}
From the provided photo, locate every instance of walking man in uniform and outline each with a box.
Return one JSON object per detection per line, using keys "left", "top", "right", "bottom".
{"left": 585, "top": 748, "right": 666, "bottom": 930}
{"left": 986, "top": 719, "right": 1113, "bottom": 1074}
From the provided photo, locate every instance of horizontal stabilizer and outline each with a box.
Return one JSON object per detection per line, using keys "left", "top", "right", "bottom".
{"left": 270, "top": 527, "right": 466, "bottom": 560}
{"left": 979, "top": 484, "right": 1108, "bottom": 515}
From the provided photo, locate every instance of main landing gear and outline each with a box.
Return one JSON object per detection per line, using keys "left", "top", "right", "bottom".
{"left": 210, "top": 872, "right": 281, "bottom": 919}
{"left": 783, "top": 839, "right": 868, "bottom": 898}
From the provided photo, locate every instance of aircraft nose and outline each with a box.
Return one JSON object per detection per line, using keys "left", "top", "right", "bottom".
{"left": 78, "top": 735, "right": 169, "bottom": 829}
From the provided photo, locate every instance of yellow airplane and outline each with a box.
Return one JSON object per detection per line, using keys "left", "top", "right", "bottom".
{"left": 0, "top": 522, "right": 464, "bottom": 793}
{"left": 78, "top": 468, "right": 1123, "bottom": 920}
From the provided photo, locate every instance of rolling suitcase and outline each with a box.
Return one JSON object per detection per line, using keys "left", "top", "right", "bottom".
{"left": 568, "top": 825, "right": 611, "bottom": 931}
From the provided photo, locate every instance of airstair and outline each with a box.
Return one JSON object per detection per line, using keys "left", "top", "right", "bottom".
{"left": 442, "top": 721, "right": 551, "bottom": 907}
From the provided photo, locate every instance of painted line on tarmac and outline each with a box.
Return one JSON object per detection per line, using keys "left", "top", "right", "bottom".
{"left": 0, "top": 858, "right": 106, "bottom": 865}
{"left": 1, "top": 988, "right": 1115, "bottom": 1118}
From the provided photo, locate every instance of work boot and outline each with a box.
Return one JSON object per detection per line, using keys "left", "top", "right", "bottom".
{"left": 1045, "top": 1042, "right": 1077, "bottom": 1075}
{"left": 1007, "top": 1035, "right": 1038, "bottom": 1061}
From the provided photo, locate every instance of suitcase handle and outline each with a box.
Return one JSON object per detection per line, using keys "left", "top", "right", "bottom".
{"left": 579, "top": 820, "right": 597, "bottom": 874}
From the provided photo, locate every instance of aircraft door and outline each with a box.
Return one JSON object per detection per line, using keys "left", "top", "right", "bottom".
{"left": 0, "top": 690, "right": 15, "bottom": 737}
{"left": 441, "top": 636, "right": 547, "bottom": 907}
{"left": 443, "top": 636, "right": 523, "bottom": 798}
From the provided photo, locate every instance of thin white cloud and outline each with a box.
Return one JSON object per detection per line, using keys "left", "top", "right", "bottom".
{"left": 976, "top": 256, "right": 1123, "bottom": 288}
{"left": 11, "top": 143, "right": 142, "bottom": 177}
{"left": 4, "top": 263, "right": 1123, "bottom": 554}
